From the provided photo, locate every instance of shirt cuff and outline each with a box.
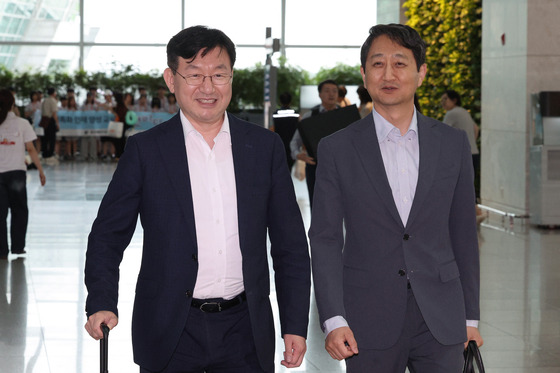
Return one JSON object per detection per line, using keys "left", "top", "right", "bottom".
{"left": 322, "top": 316, "right": 349, "bottom": 336}
{"left": 466, "top": 320, "right": 479, "bottom": 328}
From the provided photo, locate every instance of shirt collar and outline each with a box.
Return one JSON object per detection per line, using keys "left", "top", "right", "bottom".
{"left": 180, "top": 110, "right": 231, "bottom": 139}
{"left": 372, "top": 105, "right": 418, "bottom": 143}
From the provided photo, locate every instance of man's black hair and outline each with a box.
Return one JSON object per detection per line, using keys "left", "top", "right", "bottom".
{"left": 445, "top": 89, "right": 462, "bottom": 107}
{"left": 167, "top": 25, "right": 236, "bottom": 72}
{"left": 318, "top": 79, "right": 338, "bottom": 93}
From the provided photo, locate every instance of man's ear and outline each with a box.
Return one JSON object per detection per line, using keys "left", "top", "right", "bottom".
{"left": 417, "top": 63, "right": 427, "bottom": 88}
{"left": 163, "top": 68, "right": 176, "bottom": 94}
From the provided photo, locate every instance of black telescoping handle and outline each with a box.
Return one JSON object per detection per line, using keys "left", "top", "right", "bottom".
{"left": 100, "top": 323, "right": 110, "bottom": 373}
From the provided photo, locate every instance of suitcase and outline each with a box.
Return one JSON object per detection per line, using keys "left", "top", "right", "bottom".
{"left": 100, "top": 323, "right": 110, "bottom": 373}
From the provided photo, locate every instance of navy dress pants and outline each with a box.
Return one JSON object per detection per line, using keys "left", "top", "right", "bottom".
{"left": 140, "top": 301, "right": 266, "bottom": 373}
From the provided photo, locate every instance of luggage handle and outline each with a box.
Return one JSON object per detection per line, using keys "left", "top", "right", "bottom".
{"left": 100, "top": 323, "right": 110, "bottom": 373}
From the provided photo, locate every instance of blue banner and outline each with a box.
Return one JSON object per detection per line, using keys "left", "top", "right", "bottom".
{"left": 33, "top": 110, "right": 174, "bottom": 136}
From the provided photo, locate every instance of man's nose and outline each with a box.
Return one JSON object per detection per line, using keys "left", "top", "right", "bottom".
{"left": 199, "top": 76, "right": 215, "bottom": 92}
{"left": 383, "top": 65, "right": 395, "bottom": 80}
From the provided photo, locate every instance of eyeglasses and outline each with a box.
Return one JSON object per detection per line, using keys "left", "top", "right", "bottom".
{"left": 172, "top": 69, "right": 232, "bottom": 86}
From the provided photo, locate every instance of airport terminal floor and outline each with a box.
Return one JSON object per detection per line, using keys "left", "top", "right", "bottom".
{"left": 1, "top": 160, "right": 559, "bottom": 373}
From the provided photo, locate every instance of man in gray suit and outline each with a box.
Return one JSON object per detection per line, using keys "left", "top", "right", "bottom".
{"left": 309, "top": 24, "right": 483, "bottom": 372}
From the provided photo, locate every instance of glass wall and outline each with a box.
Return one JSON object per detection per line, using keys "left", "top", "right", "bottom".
{"left": 0, "top": 0, "right": 377, "bottom": 75}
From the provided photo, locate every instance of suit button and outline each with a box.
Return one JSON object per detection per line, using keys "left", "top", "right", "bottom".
{"left": 398, "top": 269, "right": 406, "bottom": 276}
{"left": 186, "top": 290, "right": 193, "bottom": 297}
{"left": 192, "top": 254, "right": 197, "bottom": 261}
{"left": 403, "top": 234, "right": 410, "bottom": 241}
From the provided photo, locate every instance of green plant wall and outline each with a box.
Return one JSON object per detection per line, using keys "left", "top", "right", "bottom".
{"left": 404, "top": 0, "right": 482, "bottom": 121}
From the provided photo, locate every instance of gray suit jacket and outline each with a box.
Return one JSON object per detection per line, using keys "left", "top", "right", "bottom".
{"left": 309, "top": 112, "right": 480, "bottom": 349}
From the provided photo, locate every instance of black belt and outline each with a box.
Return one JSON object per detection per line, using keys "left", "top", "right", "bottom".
{"left": 191, "top": 292, "right": 246, "bottom": 313}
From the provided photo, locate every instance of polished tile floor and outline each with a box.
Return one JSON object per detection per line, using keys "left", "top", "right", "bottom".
{"left": 1, "top": 161, "right": 559, "bottom": 372}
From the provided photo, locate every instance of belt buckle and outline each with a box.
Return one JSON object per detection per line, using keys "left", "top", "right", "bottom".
{"left": 200, "top": 301, "right": 221, "bottom": 312}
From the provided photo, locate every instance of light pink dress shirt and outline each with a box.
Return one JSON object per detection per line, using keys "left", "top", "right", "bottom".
{"left": 180, "top": 111, "right": 244, "bottom": 300}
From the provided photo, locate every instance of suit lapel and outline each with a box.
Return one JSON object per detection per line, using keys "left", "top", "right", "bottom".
{"left": 406, "top": 114, "right": 440, "bottom": 227}
{"left": 352, "top": 115, "right": 404, "bottom": 228}
{"left": 156, "top": 115, "right": 198, "bottom": 248}
{"left": 228, "top": 114, "right": 254, "bottom": 250}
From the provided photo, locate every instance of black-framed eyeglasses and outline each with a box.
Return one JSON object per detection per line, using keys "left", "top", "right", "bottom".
{"left": 172, "top": 69, "right": 232, "bottom": 86}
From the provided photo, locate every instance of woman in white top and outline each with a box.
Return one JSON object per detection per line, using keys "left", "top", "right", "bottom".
{"left": 0, "top": 89, "right": 46, "bottom": 259}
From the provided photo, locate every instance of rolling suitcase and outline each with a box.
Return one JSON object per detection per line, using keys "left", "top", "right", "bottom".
{"left": 100, "top": 323, "right": 110, "bottom": 373}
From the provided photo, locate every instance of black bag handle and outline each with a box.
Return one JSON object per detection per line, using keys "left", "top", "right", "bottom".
{"left": 463, "top": 340, "right": 485, "bottom": 373}
{"left": 100, "top": 323, "right": 110, "bottom": 373}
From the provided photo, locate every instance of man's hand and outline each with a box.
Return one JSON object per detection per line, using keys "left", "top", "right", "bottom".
{"left": 465, "top": 326, "right": 483, "bottom": 349}
{"left": 325, "top": 326, "right": 359, "bottom": 360}
{"left": 281, "top": 334, "right": 307, "bottom": 368}
{"left": 84, "top": 310, "right": 118, "bottom": 340}
{"left": 296, "top": 152, "right": 316, "bottom": 165}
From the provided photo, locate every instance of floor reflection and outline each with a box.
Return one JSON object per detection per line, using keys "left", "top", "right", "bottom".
{"left": 0, "top": 161, "right": 558, "bottom": 372}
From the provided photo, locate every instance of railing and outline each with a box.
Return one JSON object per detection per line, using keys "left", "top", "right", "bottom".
{"left": 478, "top": 204, "right": 530, "bottom": 227}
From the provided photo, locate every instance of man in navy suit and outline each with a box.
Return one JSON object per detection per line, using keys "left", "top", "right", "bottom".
{"left": 84, "top": 26, "right": 311, "bottom": 373}
{"left": 309, "top": 24, "right": 483, "bottom": 372}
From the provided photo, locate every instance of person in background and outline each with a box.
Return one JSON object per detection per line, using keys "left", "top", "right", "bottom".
{"left": 84, "top": 25, "right": 310, "bottom": 373}
{"left": 124, "top": 92, "right": 134, "bottom": 110}
{"left": 356, "top": 84, "right": 373, "bottom": 118}
{"left": 121, "top": 92, "right": 136, "bottom": 147}
{"left": 155, "top": 85, "right": 170, "bottom": 112}
{"left": 271, "top": 92, "right": 299, "bottom": 171}
{"left": 24, "top": 90, "right": 43, "bottom": 155}
{"left": 112, "top": 92, "right": 129, "bottom": 157}
{"left": 278, "top": 92, "right": 293, "bottom": 111}
{"left": 166, "top": 93, "right": 179, "bottom": 113}
{"left": 64, "top": 96, "right": 79, "bottom": 160}
{"left": 100, "top": 90, "right": 115, "bottom": 111}
{"left": 55, "top": 96, "right": 69, "bottom": 160}
{"left": 66, "top": 88, "right": 76, "bottom": 101}
{"left": 289, "top": 79, "right": 339, "bottom": 209}
{"left": 337, "top": 85, "right": 352, "bottom": 107}
{"left": 0, "top": 89, "right": 46, "bottom": 260}
{"left": 8, "top": 87, "right": 21, "bottom": 117}
{"left": 134, "top": 94, "right": 150, "bottom": 112}
{"left": 441, "top": 89, "right": 484, "bottom": 223}
{"left": 310, "top": 24, "right": 482, "bottom": 373}
{"left": 150, "top": 97, "right": 163, "bottom": 112}
{"left": 59, "top": 96, "right": 68, "bottom": 110}
{"left": 80, "top": 93, "right": 99, "bottom": 162}
{"left": 81, "top": 92, "right": 98, "bottom": 111}
{"left": 88, "top": 87, "right": 100, "bottom": 106}
{"left": 137, "top": 86, "right": 148, "bottom": 101}
{"left": 99, "top": 90, "right": 118, "bottom": 161}
{"left": 41, "top": 87, "right": 59, "bottom": 166}
{"left": 24, "top": 91, "right": 42, "bottom": 124}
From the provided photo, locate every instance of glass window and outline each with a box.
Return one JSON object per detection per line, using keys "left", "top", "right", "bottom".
{"left": 283, "top": 47, "right": 361, "bottom": 75}
{"left": 0, "top": 16, "right": 10, "bottom": 33}
{"left": 83, "top": 46, "right": 167, "bottom": 74}
{"left": 0, "top": 0, "right": 379, "bottom": 76}
{"left": 83, "top": 0, "right": 182, "bottom": 44}
{"left": 185, "top": 0, "right": 281, "bottom": 45}
{"left": 284, "top": 0, "right": 376, "bottom": 46}
{"left": 235, "top": 47, "right": 269, "bottom": 70}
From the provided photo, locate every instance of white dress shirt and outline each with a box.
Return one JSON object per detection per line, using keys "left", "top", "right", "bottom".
{"left": 374, "top": 107, "right": 419, "bottom": 227}
{"left": 180, "top": 111, "right": 244, "bottom": 300}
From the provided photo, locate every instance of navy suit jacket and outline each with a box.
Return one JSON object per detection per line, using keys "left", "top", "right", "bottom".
{"left": 85, "top": 113, "right": 311, "bottom": 372}
{"left": 309, "top": 112, "right": 480, "bottom": 349}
